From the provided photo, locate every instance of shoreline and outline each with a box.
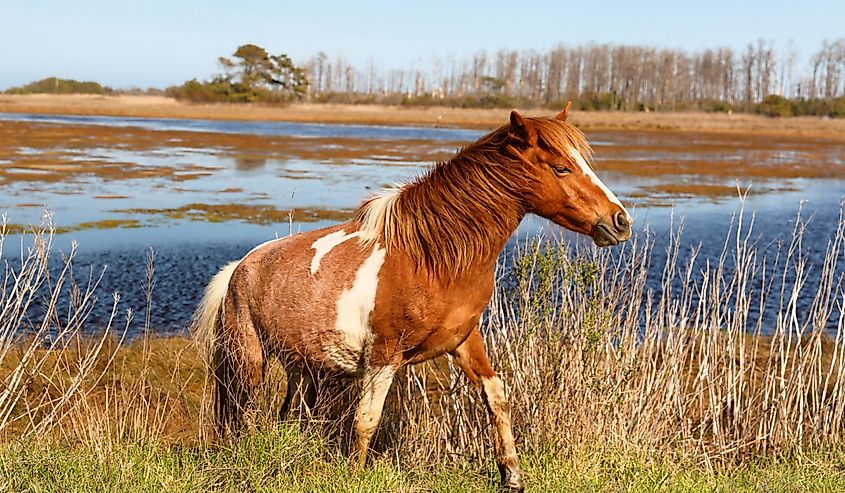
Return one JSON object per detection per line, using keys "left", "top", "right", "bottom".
{"left": 3, "top": 94, "right": 845, "bottom": 141}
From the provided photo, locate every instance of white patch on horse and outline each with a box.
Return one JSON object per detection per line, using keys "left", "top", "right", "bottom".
{"left": 355, "top": 364, "right": 397, "bottom": 441}
{"left": 310, "top": 230, "right": 360, "bottom": 275}
{"left": 568, "top": 148, "right": 629, "bottom": 216}
{"left": 481, "top": 375, "right": 520, "bottom": 464}
{"left": 330, "top": 245, "right": 386, "bottom": 371}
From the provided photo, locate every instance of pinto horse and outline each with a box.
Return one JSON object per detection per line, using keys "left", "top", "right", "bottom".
{"left": 192, "top": 105, "right": 631, "bottom": 491}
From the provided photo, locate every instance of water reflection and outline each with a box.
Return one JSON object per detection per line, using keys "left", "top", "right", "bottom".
{"left": 234, "top": 156, "right": 268, "bottom": 171}
{"left": 0, "top": 113, "right": 843, "bottom": 335}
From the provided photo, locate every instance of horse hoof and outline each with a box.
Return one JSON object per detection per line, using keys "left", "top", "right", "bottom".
{"left": 500, "top": 469, "right": 525, "bottom": 492}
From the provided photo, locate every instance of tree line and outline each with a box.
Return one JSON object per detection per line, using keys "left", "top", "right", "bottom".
{"left": 5, "top": 77, "right": 111, "bottom": 95}
{"left": 8, "top": 40, "right": 844, "bottom": 117}
{"left": 302, "top": 39, "right": 845, "bottom": 115}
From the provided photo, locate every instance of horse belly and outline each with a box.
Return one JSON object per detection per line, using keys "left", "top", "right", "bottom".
{"left": 404, "top": 313, "right": 482, "bottom": 364}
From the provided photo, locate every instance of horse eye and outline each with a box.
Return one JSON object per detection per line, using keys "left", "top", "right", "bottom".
{"left": 553, "top": 165, "right": 571, "bottom": 176}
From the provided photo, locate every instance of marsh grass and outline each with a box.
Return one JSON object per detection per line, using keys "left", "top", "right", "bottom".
{"left": 2, "top": 429, "right": 844, "bottom": 492}
{"left": 1, "top": 202, "right": 845, "bottom": 490}
{"left": 371, "top": 201, "right": 845, "bottom": 469}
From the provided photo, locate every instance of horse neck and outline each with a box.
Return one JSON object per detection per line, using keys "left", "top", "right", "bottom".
{"left": 401, "top": 152, "right": 527, "bottom": 282}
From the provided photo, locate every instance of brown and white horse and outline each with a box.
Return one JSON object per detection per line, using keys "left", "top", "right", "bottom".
{"left": 192, "top": 105, "right": 631, "bottom": 491}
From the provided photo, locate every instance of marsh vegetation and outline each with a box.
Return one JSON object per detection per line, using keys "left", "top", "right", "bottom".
{"left": 1, "top": 201, "right": 844, "bottom": 490}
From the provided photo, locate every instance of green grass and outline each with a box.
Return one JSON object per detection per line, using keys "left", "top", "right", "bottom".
{"left": 2, "top": 425, "right": 844, "bottom": 492}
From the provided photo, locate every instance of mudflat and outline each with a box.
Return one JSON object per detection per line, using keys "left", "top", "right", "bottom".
{"left": 3, "top": 94, "right": 845, "bottom": 140}
{"left": 1, "top": 116, "right": 843, "bottom": 236}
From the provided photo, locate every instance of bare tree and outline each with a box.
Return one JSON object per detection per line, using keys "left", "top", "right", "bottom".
{"left": 290, "top": 39, "right": 843, "bottom": 110}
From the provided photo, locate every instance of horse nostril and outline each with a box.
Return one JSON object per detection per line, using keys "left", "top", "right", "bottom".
{"left": 614, "top": 212, "right": 630, "bottom": 232}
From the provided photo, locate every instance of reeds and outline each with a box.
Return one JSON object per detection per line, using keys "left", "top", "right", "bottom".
{"left": 385, "top": 201, "right": 845, "bottom": 465}
{"left": 0, "top": 212, "right": 128, "bottom": 439}
{"left": 0, "top": 215, "right": 204, "bottom": 451}
{"left": 1, "top": 202, "right": 843, "bottom": 468}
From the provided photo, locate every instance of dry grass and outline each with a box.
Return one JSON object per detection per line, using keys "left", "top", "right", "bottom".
{"left": 0, "top": 212, "right": 128, "bottom": 439}
{"left": 0, "top": 202, "right": 844, "bottom": 483}
{"left": 3, "top": 94, "right": 845, "bottom": 140}
{"left": 374, "top": 204, "right": 845, "bottom": 466}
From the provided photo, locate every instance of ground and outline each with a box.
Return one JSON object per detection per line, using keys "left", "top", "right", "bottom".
{"left": 2, "top": 94, "right": 845, "bottom": 140}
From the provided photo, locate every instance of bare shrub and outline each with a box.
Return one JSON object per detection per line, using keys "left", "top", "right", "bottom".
{"left": 0, "top": 212, "right": 126, "bottom": 439}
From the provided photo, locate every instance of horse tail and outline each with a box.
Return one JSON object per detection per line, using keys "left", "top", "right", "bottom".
{"left": 190, "top": 260, "right": 240, "bottom": 437}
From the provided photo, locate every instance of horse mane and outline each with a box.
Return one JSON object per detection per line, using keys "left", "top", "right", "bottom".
{"left": 356, "top": 117, "right": 592, "bottom": 279}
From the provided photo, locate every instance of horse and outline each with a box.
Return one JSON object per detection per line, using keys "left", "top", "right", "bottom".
{"left": 192, "top": 104, "right": 631, "bottom": 491}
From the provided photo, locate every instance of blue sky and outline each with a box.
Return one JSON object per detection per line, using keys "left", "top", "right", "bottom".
{"left": 1, "top": 0, "right": 842, "bottom": 89}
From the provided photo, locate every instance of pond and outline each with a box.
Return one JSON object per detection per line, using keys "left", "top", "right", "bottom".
{"left": 1, "top": 113, "right": 843, "bottom": 335}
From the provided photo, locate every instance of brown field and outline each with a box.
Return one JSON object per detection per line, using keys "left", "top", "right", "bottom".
{"left": 3, "top": 93, "right": 845, "bottom": 140}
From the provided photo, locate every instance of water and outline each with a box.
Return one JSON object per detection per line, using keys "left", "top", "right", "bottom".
{"left": 0, "top": 113, "right": 843, "bottom": 336}
{"left": 0, "top": 112, "right": 484, "bottom": 141}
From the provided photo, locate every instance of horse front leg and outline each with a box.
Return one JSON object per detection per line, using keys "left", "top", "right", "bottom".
{"left": 451, "top": 328, "right": 524, "bottom": 492}
{"left": 352, "top": 364, "right": 397, "bottom": 467}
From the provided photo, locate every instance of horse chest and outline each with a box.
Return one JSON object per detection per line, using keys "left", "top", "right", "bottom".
{"left": 374, "top": 276, "right": 493, "bottom": 362}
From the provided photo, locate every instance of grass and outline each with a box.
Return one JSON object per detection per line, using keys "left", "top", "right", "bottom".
{"left": 3, "top": 332, "right": 843, "bottom": 492}
{"left": 119, "top": 203, "right": 355, "bottom": 225}
{"left": 2, "top": 427, "right": 844, "bottom": 492}
{"left": 1, "top": 203, "right": 845, "bottom": 491}
{"left": 2, "top": 218, "right": 144, "bottom": 235}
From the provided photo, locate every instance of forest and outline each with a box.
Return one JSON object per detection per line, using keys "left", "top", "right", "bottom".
{"left": 7, "top": 39, "right": 845, "bottom": 116}
{"left": 301, "top": 39, "right": 845, "bottom": 114}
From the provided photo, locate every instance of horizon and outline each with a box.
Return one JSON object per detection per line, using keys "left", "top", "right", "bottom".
{"left": 2, "top": 1, "right": 844, "bottom": 90}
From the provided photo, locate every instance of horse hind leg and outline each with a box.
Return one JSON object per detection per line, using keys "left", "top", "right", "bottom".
{"left": 215, "top": 302, "right": 265, "bottom": 437}
{"left": 280, "top": 364, "right": 318, "bottom": 420}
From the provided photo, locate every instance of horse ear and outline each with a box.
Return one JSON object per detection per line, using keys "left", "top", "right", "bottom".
{"left": 508, "top": 110, "right": 536, "bottom": 145}
{"left": 555, "top": 101, "right": 572, "bottom": 121}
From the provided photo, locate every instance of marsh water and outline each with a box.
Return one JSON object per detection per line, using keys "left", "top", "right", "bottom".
{"left": 1, "top": 113, "right": 843, "bottom": 335}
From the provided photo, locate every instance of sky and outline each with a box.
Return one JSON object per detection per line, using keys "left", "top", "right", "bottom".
{"left": 1, "top": 0, "right": 843, "bottom": 90}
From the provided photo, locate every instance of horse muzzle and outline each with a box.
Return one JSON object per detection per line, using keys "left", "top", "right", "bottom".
{"left": 591, "top": 211, "right": 632, "bottom": 247}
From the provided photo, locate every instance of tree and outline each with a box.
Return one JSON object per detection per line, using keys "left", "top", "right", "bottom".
{"left": 228, "top": 44, "right": 271, "bottom": 87}
{"left": 266, "top": 54, "right": 309, "bottom": 96}
{"left": 217, "top": 44, "right": 310, "bottom": 99}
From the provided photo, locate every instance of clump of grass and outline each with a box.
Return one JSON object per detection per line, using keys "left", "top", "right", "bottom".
{"left": 0, "top": 202, "right": 844, "bottom": 489}
{"left": 118, "top": 203, "right": 354, "bottom": 225}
